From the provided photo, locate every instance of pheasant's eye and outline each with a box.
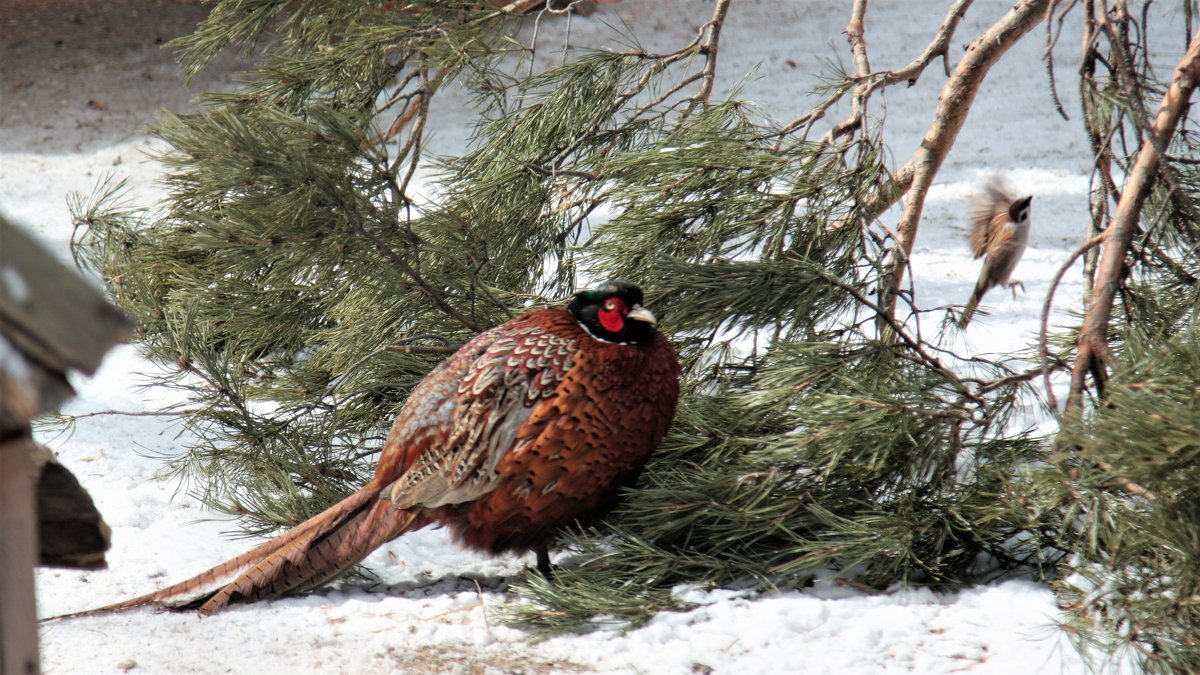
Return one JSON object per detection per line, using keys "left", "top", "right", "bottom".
{"left": 597, "top": 297, "right": 627, "bottom": 333}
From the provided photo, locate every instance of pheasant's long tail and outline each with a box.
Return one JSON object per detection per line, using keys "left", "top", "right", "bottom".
{"left": 48, "top": 485, "right": 428, "bottom": 619}
{"left": 196, "top": 496, "right": 427, "bottom": 614}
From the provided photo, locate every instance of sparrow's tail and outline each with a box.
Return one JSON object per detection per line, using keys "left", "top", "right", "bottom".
{"left": 958, "top": 280, "right": 988, "bottom": 328}
{"left": 50, "top": 483, "right": 428, "bottom": 618}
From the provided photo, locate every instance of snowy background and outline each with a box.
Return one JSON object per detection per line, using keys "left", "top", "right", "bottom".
{"left": 1, "top": 0, "right": 1169, "bottom": 672}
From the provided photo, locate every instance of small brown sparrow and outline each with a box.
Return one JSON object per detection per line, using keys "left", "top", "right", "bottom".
{"left": 958, "top": 178, "right": 1032, "bottom": 327}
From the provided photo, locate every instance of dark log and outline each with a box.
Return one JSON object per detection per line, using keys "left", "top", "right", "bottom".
{"left": 32, "top": 447, "right": 111, "bottom": 570}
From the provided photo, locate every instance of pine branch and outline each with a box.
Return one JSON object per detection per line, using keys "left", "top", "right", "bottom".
{"left": 1067, "top": 31, "right": 1200, "bottom": 412}
{"left": 812, "top": 268, "right": 983, "bottom": 408}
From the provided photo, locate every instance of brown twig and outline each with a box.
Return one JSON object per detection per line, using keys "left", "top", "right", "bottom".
{"left": 1066, "top": 32, "right": 1200, "bottom": 412}
{"left": 881, "top": 0, "right": 1053, "bottom": 317}
{"left": 377, "top": 68, "right": 445, "bottom": 157}
{"left": 822, "top": 0, "right": 872, "bottom": 143}
{"left": 381, "top": 343, "right": 461, "bottom": 355}
{"left": 783, "top": 0, "right": 973, "bottom": 142}
{"left": 688, "top": 0, "right": 734, "bottom": 111}
{"left": 54, "top": 409, "right": 193, "bottom": 422}
{"left": 1094, "top": 459, "right": 1157, "bottom": 500}
{"left": 497, "top": 0, "right": 549, "bottom": 15}
{"left": 354, "top": 223, "right": 487, "bottom": 332}
{"left": 845, "top": 0, "right": 871, "bottom": 78}
{"left": 396, "top": 65, "right": 437, "bottom": 198}
{"left": 877, "top": 0, "right": 972, "bottom": 84}
{"left": 1043, "top": 0, "right": 1073, "bottom": 120}
{"left": 973, "top": 364, "right": 1063, "bottom": 396}
{"left": 1039, "top": 235, "right": 1105, "bottom": 417}
{"left": 1079, "top": 0, "right": 1113, "bottom": 299}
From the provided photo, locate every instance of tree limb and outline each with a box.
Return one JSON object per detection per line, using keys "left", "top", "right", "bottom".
{"left": 881, "top": 0, "right": 1053, "bottom": 316}
{"left": 1040, "top": 234, "right": 1105, "bottom": 417}
{"left": 693, "top": 0, "right": 733, "bottom": 105}
{"left": 1042, "top": 0, "right": 1073, "bottom": 121}
{"left": 827, "top": 0, "right": 872, "bottom": 142}
{"left": 783, "top": 0, "right": 973, "bottom": 143}
{"left": 1065, "top": 32, "right": 1200, "bottom": 412}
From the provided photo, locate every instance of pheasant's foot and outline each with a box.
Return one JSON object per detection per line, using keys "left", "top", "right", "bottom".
{"left": 535, "top": 544, "right": 554, "bottom": 581}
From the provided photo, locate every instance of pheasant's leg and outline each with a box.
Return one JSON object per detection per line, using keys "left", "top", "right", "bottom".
{"left": 1008, "top": 280, "right": 1025, "bottom": 298}
{"left": 535, "top": 543, "right": 554, "bottom": 579}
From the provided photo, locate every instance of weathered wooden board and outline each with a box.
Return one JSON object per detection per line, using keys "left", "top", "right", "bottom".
{"left": 0, "top": 435, "right": 41, "bottom": 675}
{"left": 0, "top": 218, "right": 131, "bottom": 378}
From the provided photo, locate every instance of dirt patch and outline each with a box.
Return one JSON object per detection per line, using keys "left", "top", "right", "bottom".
{"left": 0, "top": 0, "right": 250, "bottom": 153}
{"left": 381, "top": 644, "right": 595, "bottom": 675}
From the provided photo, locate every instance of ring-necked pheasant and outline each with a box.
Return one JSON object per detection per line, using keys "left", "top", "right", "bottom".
{"left": 73, "top": 280, "right": 679, "bottom": 616}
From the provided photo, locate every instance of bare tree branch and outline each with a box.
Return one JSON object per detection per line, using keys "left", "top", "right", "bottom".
{"left": 497, "top": 0, "right": 554, "bottom": 15}
{"left": 1040, "top": 234, "right": 1105, "bottom": 417}
{"left": 881, "top": 0, "right": 972, "bottom": 84}
{"left": 1042, "top": 0, "right": 1074, "bottom": 120}
{"left": 1066, "top": 32, "right": 1200, "bottom": 412}
{"left": 784, "top": 0, "right": 973, "bottom": 142}
{"left": 693, "top": 0, "right": 734, "bottom": 105}
{"left": 1079, "top": 0, "right": 1115, "bottom": 300}
{"left": 826, "top": 0, "right": 872, "bottom": 142}
{"left": 880, "top": 0, "right": 1053, "bottom": 316}
{"left": 845, "top": 0, "right": 871, "bottom": 76}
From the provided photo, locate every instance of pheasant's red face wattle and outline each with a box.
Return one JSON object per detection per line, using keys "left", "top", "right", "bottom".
{"left": 597, "top": 296, "right": 627, "bottom": 333}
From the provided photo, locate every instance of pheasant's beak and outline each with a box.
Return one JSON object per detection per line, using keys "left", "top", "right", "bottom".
{"left": 626, "top": 305, "right": 657, "bottom": 326}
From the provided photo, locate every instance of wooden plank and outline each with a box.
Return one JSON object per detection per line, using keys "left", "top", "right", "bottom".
{"left": 0, "top": 217, "right": 131, "bottom": 377}
{"left": 0, "top": 435, "right": 41, "bottom": 675}
{"left": 0, "top": 335, "right": 74, "bottom": 427}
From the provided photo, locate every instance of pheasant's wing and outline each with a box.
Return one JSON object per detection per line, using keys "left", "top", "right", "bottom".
{"left": 379, "top": 310, "right": 577, "bottom": 509}
{"left": 458, "top": 330, "right": 681, "bottom": 552}
{"left": 368, "top": 326, "right": 505, "bottom": 486}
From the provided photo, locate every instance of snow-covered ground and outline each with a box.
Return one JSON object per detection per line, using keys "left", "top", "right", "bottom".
{"left": 3, "top": 0, "right": 1167, "bottom": 672}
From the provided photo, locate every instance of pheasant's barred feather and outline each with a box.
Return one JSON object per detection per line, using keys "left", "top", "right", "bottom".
{"left": 58, "top": 281, "right": 680, "bottom": 618}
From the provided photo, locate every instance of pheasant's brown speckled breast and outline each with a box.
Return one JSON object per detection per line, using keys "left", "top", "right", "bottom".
{"left": 444, "top": 312, "right": 680, "bottom": 553}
